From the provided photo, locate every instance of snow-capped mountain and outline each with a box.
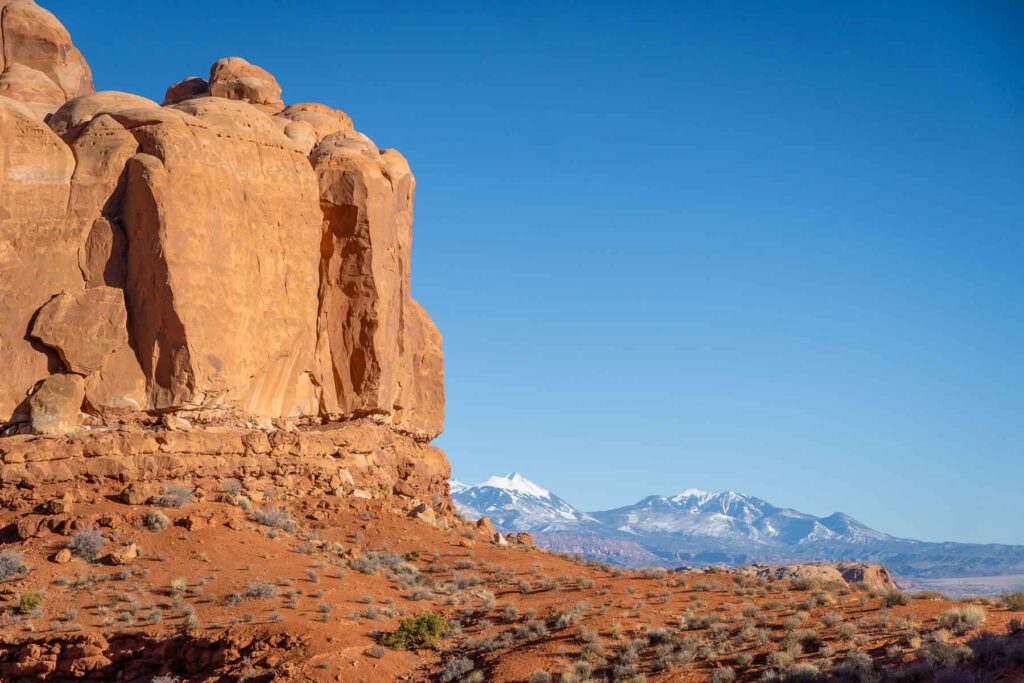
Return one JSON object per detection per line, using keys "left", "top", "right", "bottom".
{"left": 593, "top": 489, "right": 893, "bottom": 545}
{"left": 450, "top": 474, "right": 1024, "bottom": 580}
{"left": 450, "top": 472, "right": 603, "bottom": 532}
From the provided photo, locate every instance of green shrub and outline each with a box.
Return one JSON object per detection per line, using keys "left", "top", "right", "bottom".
{"left": 379, "top": 613, "right": 449, "bottom": 650}
{"left": 144, "top": 510, "right": 171, "bottom": 532}
{"left": 18, "top": 592, "right": 43, "bottom": 614}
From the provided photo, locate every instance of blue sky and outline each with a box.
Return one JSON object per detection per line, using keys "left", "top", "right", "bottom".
{"left": 53, "top": 1, "right": 1024, "bottom": 544}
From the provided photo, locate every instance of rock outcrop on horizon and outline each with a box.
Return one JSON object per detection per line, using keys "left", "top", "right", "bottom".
{"left": 0, "top": 0, "right": 443, "bottom": 440}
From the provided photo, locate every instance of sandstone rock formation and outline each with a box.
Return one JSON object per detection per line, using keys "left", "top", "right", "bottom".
{"left": 0, "top": 2, "right": 444, "bottom": 439}
{"left": 0, "top": 0, "right": 93, "bottom": 118}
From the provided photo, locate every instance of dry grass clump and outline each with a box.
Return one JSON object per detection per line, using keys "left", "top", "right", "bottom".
{"left": 939, "top": 605, "right": 986, "bottom": 635}
{"left": 66, "top": 527, "right": 106, "bottom": 562}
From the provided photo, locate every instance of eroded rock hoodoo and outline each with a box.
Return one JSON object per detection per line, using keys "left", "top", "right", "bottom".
{"left": 1, "top": 0, "right": 446, "bottom": 512}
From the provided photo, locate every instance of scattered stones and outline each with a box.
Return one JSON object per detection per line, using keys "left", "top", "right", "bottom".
{"left": 106, "top": 543, "right": 138, "bottom": 565}
{"left": 162, "top": 414, "right": 192, "bottom": 432}
{"left": 46, "top": 492, "right": 74, "bottom": 514}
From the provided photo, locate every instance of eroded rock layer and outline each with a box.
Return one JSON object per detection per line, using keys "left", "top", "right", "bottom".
{"left": 0, "top": 1, "right": 443, "bottom": 441}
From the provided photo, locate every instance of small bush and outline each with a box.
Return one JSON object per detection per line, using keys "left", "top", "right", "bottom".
{"left": 151, "top": 484, "right": 194, "bottom": 508}
{"left": 67, "top": 527, "right": 106, "bottom": 562}
{"left": 0, "top": 549, "right": 28, "bottom": 581}
{"left": 144, "top": 510, "right": 171, "bottom": 532}
{"left": 151, "top": 676, "right": 181, "bottom": 683}
{"left": 1003, "top": 592, "right": 1024, "bottom": 612}
{"left": 252, "top": 506, "right": 295, "bottom": 533}
{"left": 18, "top": 592, "right": 43, "bottom": 615}
{"left": 880, "top": 590, "right": 908, "bottom": 608}
{"left": 939, "top": 606, "right": 986, "bottom": 635}
{"left": 379, "top": 613, "right": 449, "bottom": 650}
{"left": 244, "top": 581, "right": 277, "bottom": 600}
{"left": 528, "top": 673, "right": 552, "bottom": 683}
{"left": 440, "top": 656, "right": 475, "bottom": 682}
{"left": 710, "top": 667, "right": 736, "bottom": 683}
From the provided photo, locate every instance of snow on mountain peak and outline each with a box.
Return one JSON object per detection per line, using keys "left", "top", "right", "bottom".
{"left": 479, "top": 472, "right": 551, "bottom": 499}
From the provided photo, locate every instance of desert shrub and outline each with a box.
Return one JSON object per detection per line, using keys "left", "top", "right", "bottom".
{"left": 710, "top": 667, "right": 736, "bottom": 683}
{"left": 784, "top": 663, "right": 823, "bottom": 682}
{"left": 252, "top": 506, "right": 295, "bottom": 533}
{"left": 440, "top": 656, "right": 475, "bottom": 682}
{"left": 67, "top": 527, "right": 106, "bottom": 562}
{"left": 1003, "top": 592, "right": 1024, "bottom": 611}
{"left": 554, "top": 601, "right": 590, "bottom": 629}
{"left": 837, "top": 622, "right": 858, "bottom": 640}
{"left": 144, "top": 510, "right": 171, "bottom": 532}
{"left": 0, "top": 549, "right": 28, "bottom": 581}
{"left": 151, "top": 484, "right": 194, "bottom": 508}
{"left": 939, "top": 606, "right": 986, "bottom": 635}
{"left": 821, "top": 611, "right": 844, "bottom": 628}
{"left": 244, "top": 581, "right": 276, "bottom": 599}
{"left": 733, "top": 652, "right": 754, "bottom": 668}
{"left": 18, "top": 592, "right": 43, "bottom": 614}
{"left": 151, "top": 676, "right": 181, "bottom": 683}
{"left": 767, "top": 650, "right": 795, "bottom": 670}
{"left": 880, "top": 590, "right": 909, "bottom": 608}
{"left": 789, "top": 578, "right": 819, "bottom": 591}
{"left": 1008, "top": 617, "right": 1023, "bottom": 635}
{"left": 922, "top": 639, "right": 972, "bottom": 666}
{"left": 350, "top": 550, "right": 407, "bottom": 575}
{"left": 222, "top": 478, "right": 242, "bottom": 495}
{"left": 379, "top": 613, "right": 449, "bottom": 650}
{"left": 528, "top": 673, "right": 552, "bottom": 683}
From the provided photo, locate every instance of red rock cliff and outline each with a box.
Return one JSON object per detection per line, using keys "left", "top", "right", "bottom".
{"left": 0, "top": 2, "right": 444, "bottom": 441}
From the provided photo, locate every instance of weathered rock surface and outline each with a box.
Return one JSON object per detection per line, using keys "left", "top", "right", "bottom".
{"left": 0, "top": 96, "right": 77, "bottom": 422}
{"left": 312, "top": 136, "right": 444, "bottom": 439}
{"left": 30, "top": 287, "right": 129, "bottom": 375}
{"left": 208, "top": 57, "right": 283, "bottom": 112}
{"left": 0, "top": 0, "right": 94, "bottom": 118}
{"left": 0, "top": 2, "right": 444, "bottom": 440}
{"left": 163, "top": 76, "right": 208, "bottom": 105}
{"left": 28, "top": 373, "right": 84, "bottom": 435}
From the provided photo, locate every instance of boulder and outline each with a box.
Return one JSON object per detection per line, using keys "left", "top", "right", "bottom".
{"left": 106, "top": 542, "right": 139, "bottom": 565}
{"left": 0, "top": 0, "right": 94, "bottom": 117}
{"left": 30, "top": 287, "right": 129, "bottom": 375}
{"left": 208, "top": 57, "right": 283, "bottom": 112}
{"left": 28, "top": 373, "right": 84, "bottom": 435}
{"left": 163, "top": 76, "right": 209, "bottom": 105}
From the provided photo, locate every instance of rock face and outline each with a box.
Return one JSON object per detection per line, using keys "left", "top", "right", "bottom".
{"left": 0, "top": 0, "right": 93, "bottom": 117}
{"left": 30, "top": 287, "right": 129, "bottom": 375}
{"left": 0, "top": 2, "right": 444, "bottom": 438}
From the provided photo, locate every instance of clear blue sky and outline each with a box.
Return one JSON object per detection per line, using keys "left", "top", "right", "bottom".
{"left": 53, "top": 1, "right": 1023, "bottom": 544}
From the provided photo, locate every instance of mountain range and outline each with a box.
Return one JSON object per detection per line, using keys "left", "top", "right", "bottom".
{"left": 451, "top": 473, "right": 1024, "bottom": 582}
